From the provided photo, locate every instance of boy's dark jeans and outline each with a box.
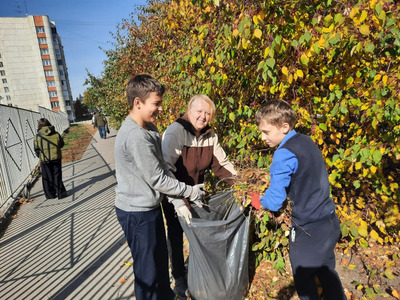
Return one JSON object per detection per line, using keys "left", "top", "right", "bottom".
{"left": 115, "top": 206, "right": 175, "bottom": 300}
{"left": 289, "top": 213, "right": 346, "bottom": 300}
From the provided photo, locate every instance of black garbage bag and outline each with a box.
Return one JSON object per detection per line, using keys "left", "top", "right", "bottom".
{"left": 178, "top": 191, "right": 250, "bottom": 300}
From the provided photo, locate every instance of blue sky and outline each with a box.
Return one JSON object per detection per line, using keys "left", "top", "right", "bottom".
{"left": 0, "top": 0, "right": 148, "bottom": 99}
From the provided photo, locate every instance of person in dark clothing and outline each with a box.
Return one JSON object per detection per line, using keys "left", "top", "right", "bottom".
{"left": 251, "top": 99, "right": 346, "bottom": 300}
{"left": 34, "top": 118, "right": 67, "bottom": 200}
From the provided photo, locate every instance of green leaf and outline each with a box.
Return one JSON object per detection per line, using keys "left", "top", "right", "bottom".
{"left": 266, "top": 57, "right": 275, "bottom": 69}
{"left": 300, "top": 54, "right": 309, "bottom": 65}
{"left": 229, "top": 112, "right": 235, "bottom": 122}
{"left": 319, "top": 123, "right": 327, "bottom": 131}
{"left": 373, "top": 150, "right": 382, "bottom": 163}
{"left": 350, "top": 226, "right": 359, "bottom": 237}
{"left": 365, "top": 42, "right": 375, "bottom": 53}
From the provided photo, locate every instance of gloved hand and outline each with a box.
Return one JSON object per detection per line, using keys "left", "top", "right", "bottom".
{"left": 249, "top": 192, "right": 261, "bottom": 210}
{"left": 176, "top": 205, "right": 192, "bottom": 224}
{"left": 189, "top": 184, "right": 205, "bottom": 207}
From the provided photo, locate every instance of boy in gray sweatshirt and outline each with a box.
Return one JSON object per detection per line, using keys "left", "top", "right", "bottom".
{"left": 114, "top": 75, "right": 204, "bottom": 300}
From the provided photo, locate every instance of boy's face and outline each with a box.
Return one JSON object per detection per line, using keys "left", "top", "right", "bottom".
{"left": 258, "top": 120, "right": 289, "bottom": 148}
{"left": 137, "top": 92, "right": 163, "bottom": 124}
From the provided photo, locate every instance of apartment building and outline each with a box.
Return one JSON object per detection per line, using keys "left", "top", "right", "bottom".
{"left": 0, "top": 15, "right": 75, "bottom": 121}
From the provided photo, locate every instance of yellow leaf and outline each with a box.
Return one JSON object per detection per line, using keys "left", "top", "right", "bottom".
{"left": 359, "top": 25, "right": 370, "bottom": 35}
{"left": 297, "top": 69, "right": 304, "bottom": 78}
{"left": 233, "top": 29, "right": 239, "bottom": 37}
{"left": 370, "top": 229, "right": 379, "bottom": 241}
{"left": 254, "top": 28, "right": 262, "bottom": 39}
{"left": 382, "top": 75, "right": 388, "bottom": 85}
{"left": 355, "top": 162, "right": 362, "bottom": 170}
{"left": 242, "top": 38, "right": 248, "bottom": 49}
{"left": 318, "top": 36, "right": 326, "bottom": 48}
{"left": 210, "top": 66, "right": 215, "bottom": 73}
{"left": 264, "top": 47, "right": 270, "bottom": 58}
{"left": 207, "top": 57, "right": 213, "bottom": 64}
{"left": 253, "top": 15, "right": 259, "bottom": 25}
{"left": 322, "top": 24, "right": 334, "bottom": 33}
{"left": 288, "top": 74, "right": 293, "bottom": 84}
{"left": 358, "top": 220, "right": 368, "bottom": 237}
{"left": 392, "top": 289, "right": 399, "bottom": 299}
{"left": 282, "top": 66, "right": 289, "bottom": 76}
{"left": 370, "top": 165, "right": 377, "bottom": 174}
{"left": 257, "top": 11, "right": 265, "bottom": 21}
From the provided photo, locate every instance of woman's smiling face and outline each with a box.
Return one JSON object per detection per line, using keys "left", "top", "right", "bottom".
{"left": 187, "top": 99, "right": 211, "bottom": 133}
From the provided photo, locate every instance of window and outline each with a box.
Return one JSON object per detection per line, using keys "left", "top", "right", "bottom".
{"left": 57, "top": 59, "right": 63, "bottom": 65}
{"left": 36, "top": 27, "right": 45, "bottom": 33}
{"left": 42, "top": 60, "right": 51, "bottom": 66}
{"left": 53, "top": 38, "right": 59, "bottom": 45}
{"left": 38, "top": 38, "right": 47, "bottom": 44}
{"left": 6, "top": 95, "right": 11, "bottom": 101}
{"left": 40, "top": 48, "right": 50, "bottom": 55}
{"left": 47, "top": 81, "right": 56, "bottom": 87}
{"left": 55, "top": 49, "right": 61, "bottom": 55}
{"left": 61, "top": 80, "right": 66, "bottom": 86}
{"left": 59, "top": 70, "right": 64, "bottom": 76}
{"left": 45, "top": 70, "right": 54, "bottom": 76}
{"left": 65, "top": 101, "right": 71, "bottom": 106}
{"left": 4, "top": 87, "right": 9, "bottom": 92}
{"left": 0, "top": 62, "right": 3, "bottom": 67}
{"left": 0, "top": 70, "right": 5, "bottom": 76}
{"left": 63, "top": 90, "right": 69, "bottom": 96}
{"left": 51, "top": 101, "right": 59, "bottom": 108}
{"left": 49, "top": 91, "right": 58, "bottom": 97}
{"left": 2, "top": 79, "right": 7, "bottom": 84}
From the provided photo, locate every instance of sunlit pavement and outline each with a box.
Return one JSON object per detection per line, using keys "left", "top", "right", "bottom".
{"left": 0, "top": 125, "right": 136, "bottom": 299}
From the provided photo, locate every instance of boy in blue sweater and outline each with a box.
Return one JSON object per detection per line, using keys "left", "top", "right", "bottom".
{"left": 252, "top": 99, "right": 346, "bottom": 300}
{"left": 114, "top": 74, "right": 204, "bottom": 300}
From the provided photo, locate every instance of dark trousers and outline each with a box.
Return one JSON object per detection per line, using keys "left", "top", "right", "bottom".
{"left": 115, "top": 206, "right": 175, "bottom": 300}
{"left": 162, "top": 200, "right": 186, "bottom": 280}
{"left": 289, "top": 213, "right": 346, "bottom": 300}
{"left": 41, "top": 159, "right": 66, "bottom": 199}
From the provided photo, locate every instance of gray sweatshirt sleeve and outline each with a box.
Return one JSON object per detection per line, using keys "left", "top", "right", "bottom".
{"left": 127, "top": 126, "right": 191, "bottom": 198}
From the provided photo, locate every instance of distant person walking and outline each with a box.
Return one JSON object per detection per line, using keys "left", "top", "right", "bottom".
{"left": 94, "top": 109, "right": 108, "bottom": 139}
{"left": 34, "top": 118, "right": 68, "bottom": 200}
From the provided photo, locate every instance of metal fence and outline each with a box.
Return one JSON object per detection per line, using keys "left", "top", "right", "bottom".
{"left": 0, "top": 105, "right": 69, "bottom": 218}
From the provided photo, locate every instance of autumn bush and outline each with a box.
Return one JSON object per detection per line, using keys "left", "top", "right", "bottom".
{"left": 84, "top": 0, "right": 400, "bottom": 280}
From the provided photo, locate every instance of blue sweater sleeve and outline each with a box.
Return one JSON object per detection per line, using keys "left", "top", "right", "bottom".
{"left": 260, "top": 148, "right": 298, "bottom": 211}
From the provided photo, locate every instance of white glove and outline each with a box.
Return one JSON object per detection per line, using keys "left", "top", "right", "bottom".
{"left": 189, "top": 184, "right": 205, "bottom": 207}
{"left": 176, "top": 205, "right": 192, "bottom": 224}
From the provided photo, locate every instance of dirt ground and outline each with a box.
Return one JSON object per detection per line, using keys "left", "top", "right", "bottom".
{"left": 247, "top": 243, "right": 400, "bottom": 299}
{"left": 62, "top": 123, "right": 97, "bottom": 163}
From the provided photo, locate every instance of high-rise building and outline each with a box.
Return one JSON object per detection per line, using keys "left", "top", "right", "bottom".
{"left": 0, "top": 15, "right": 75, "bottom": 121}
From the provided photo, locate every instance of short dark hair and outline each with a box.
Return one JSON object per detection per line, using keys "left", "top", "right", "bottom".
{"left": 126, "top": 75, "right": 165, "bottom": 109}
{"left": 37, "top": 118, "right": 51, "bottom": 130}
{"left": 255, "top": 99, "right": 296, "bottom": 129}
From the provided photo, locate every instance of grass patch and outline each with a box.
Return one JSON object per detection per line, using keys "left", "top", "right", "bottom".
{"left": 62, "top": 124, "right": 94, "bottom": 150}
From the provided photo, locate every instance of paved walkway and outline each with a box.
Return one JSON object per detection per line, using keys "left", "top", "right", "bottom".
{"left": 0, "top": 124, "right": 136, "bottom": 299}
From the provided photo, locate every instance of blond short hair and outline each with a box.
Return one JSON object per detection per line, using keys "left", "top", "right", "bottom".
{"left": 186, "top": 94, "right": 216, "bottom": 123}
{"left": 255, "top": 99, "right": 296, "bottom": 129}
